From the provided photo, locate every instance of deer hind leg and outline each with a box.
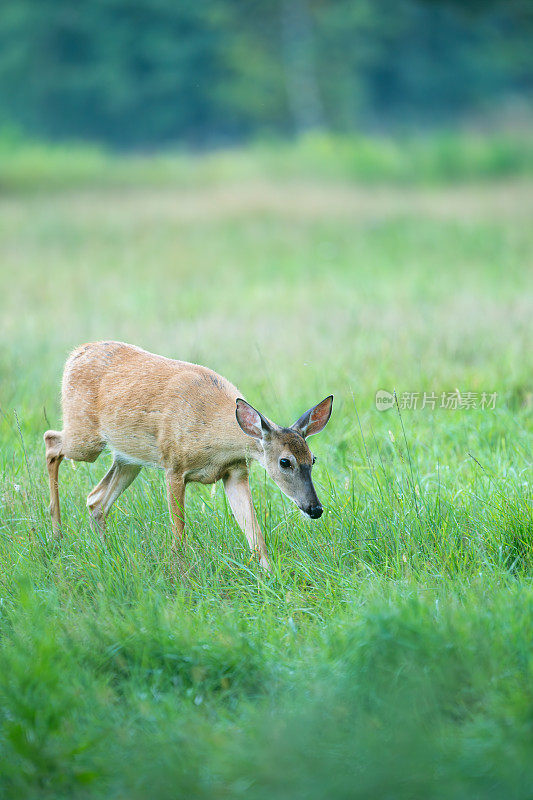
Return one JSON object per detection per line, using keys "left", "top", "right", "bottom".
{"left": 44, "top": 424, "right": 105, "bottom": 539}
{"left": 44, "top": 430, "right": 64, "bottom": 539}
{"left": 87, "top": 459, "right": 141, "bottom": 538}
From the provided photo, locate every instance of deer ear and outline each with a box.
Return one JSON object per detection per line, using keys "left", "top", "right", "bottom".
{"left": 235, "top": 399, "right": 272, "bottom": 440}
{"left": 291, "top": 395, "right": 333, "bottom": 438}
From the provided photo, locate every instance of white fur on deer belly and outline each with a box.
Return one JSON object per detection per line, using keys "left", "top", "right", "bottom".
{"left": 112, "top": 448, "right": 156, "bottom": 467}
{"left": 103, "top": 430, "right": 161, "bottom": 468}
{"left": 185, "top": 464, "right": 223, "bottom": 484}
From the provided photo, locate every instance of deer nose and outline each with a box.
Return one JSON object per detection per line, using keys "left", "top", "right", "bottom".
{"left": 308, "top": 504, "right": 323, "bottom": 519}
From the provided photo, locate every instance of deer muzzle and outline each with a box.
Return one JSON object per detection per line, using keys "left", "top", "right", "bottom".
{"left": 307, "top": 504, "right": 323, "bottom": 519}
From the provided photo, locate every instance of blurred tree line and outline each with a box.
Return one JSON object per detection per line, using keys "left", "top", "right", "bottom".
{"left": 0, "top": 0, "right": 530, "bottom": 148}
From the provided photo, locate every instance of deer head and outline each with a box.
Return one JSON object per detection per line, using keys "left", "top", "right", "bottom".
{"left": 235, "top": 395, "right": 333, "bottom": 519}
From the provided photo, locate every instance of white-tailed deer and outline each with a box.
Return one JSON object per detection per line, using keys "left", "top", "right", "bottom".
{"left": 44, "top": 342, "right": 333, "bottom": 571}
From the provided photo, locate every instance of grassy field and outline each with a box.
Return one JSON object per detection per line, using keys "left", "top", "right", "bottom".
{"left": 0, "top": 155, "right": 532, "bottom": 797}
{"left": 1, "top": 130, "right": 532, "bottom": 192}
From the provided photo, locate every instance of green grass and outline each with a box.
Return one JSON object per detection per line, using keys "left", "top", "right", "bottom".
{"left": 0, "top": 159, "right": 532, "bottom": 797}
{"left": 1, "top": 129, "right": 532, "bottom": 192}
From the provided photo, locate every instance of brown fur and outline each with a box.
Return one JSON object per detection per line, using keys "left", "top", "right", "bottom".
{"left": 44, "top": 341, "right": 332, "bottom": 571}
{"left": 276, "top": 429, "right": 313, "bottom": 464}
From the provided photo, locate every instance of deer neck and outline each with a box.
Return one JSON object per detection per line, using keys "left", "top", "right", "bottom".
{"left": 231, "top": 429, "right": 265, "bottom": 468}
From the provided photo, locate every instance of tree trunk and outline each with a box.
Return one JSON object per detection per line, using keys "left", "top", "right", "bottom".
{"left": 281, "top": 0, "right": 324, "bottom": 134}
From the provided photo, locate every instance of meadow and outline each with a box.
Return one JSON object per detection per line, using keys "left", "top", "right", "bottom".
{"left": 0, "top": 139, "right": 532, "bottom": 798}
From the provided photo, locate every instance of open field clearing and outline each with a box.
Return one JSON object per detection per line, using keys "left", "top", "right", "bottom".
{"left": 0, "top": 175, "right": 532, "bottom": 797}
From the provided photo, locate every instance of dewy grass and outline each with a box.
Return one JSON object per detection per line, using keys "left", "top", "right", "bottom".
{"left": 0, "top": 167, "right": 531, "bottom": 797}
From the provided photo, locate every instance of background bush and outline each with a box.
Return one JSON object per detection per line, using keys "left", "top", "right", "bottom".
{"left": 0, "top": 0, "right": 531, "bottom": 148}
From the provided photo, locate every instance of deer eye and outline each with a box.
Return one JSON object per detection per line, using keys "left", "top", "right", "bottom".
{"left": 279, "top": 458, "right": 291, "bottom": 469}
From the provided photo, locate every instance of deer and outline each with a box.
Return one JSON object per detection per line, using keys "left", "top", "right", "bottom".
{"left": 44, "top": 341, "right": 333, "bottom": 571}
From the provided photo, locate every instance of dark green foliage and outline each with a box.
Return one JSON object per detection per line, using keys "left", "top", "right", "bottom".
{"left": 0, "top": 0, "right": 530, "bottom": 147}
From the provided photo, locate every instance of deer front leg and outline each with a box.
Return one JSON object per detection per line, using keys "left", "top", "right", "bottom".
{"left": 87, "top": 460, "right": 141, "bottom": 539}
{"left": 223, "top": 468, "right": 270, "bottom": 571}
{"left": 166, "top": 470, "right": 186, "bottom": 552}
